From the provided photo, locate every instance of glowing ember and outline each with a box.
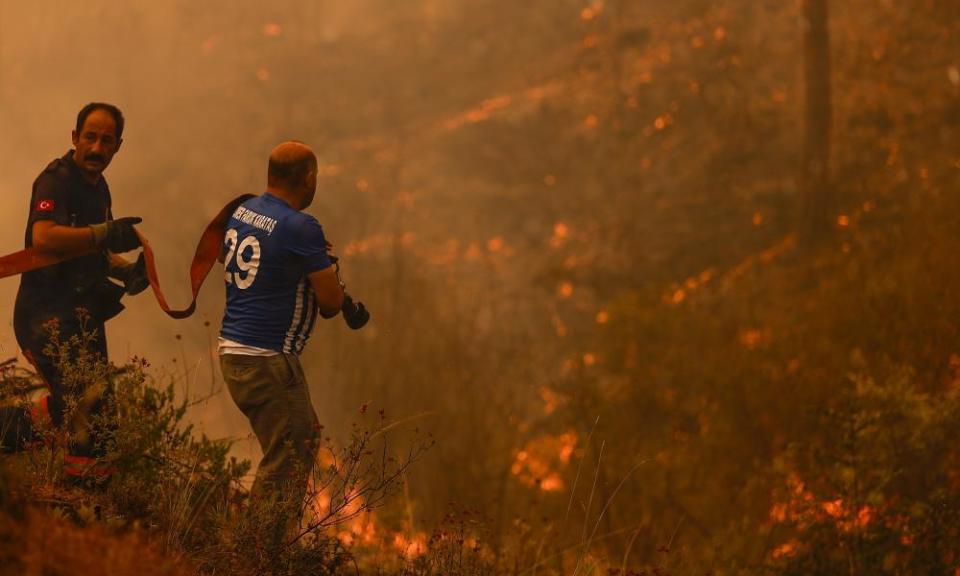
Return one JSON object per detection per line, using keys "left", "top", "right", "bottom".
{"left": 558, "top": 432, "right": 577, "bottom": 463}
{"left": 540, "top": 387, "right": 564, "bottom": 415}
{"left": 769, "top": 502, "right": 788, "bottom": 523}
{"left": 487, "top": 236, "right": 505, "bottom": 253}
{"left": 771, "top": 540, "right": 798, "bottom": 559}
{"left": 550, "top": 222, "right": 570, "bottom": 249}
{"left": 511, "top": 431, "right": 578, "bottom": 492}
{"left": 596, "top": 310, "right": 609, "bottom": 324}
{"left": 262, "top": 22, "right": 282, "bottom": 37}
{"left": 582, "top": 353, "right": 596, "bottom": 366}
{"left": 837, "top": 214, "right": 850, "bottom": 227}
{"left": 738, "top": 328, "right": 765, "bottom": 350}
{"left": 580, "top": 1, "right": 604, "bottom": 21}
{"left": 463, "top": 110, "right": 488, "bottom": 124}
{"left": 654, "top": 114, "right": 674, "bottom": 130}
{"left": 540, "top": 473, "right": 564, "bottom": 491}
{"left": 481, "top": 95, "right": 512, "bottom": 112}
{"left": 440, "top": 81, "right": 564, "bottom": 131}
{"left": 553, "top": 222, "right": 569, "bottom": 240}
{"left": 856, "top": 506, "right": 873, "bottom": 527}
{"left": 256, "top": 68, "right": 270, "bottom": 82}
{"left": 770, "top": 475, "right": 880, "bottom": 535}
{"left": 445, "top": 94, "right": 514, "bottom": 130}
{"left": 558, "top": 282, "right": 574, "bottom": 298}
{"left": 821, "top": 499, "right": 844, "bottom": 518}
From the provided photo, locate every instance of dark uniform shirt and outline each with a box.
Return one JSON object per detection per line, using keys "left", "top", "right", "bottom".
{"left": 15, "top": 150, "right": 115, "bottom": 318}
{"left": 11, "top": 151, "right": 120, "bottom": 449}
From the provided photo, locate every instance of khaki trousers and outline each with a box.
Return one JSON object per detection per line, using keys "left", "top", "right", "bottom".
{"left": 220, "top": 353, "right": 320, "bottom": 511}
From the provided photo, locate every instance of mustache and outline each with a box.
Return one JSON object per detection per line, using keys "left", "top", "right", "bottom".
{"left": 84, "top": 154, "right": 105, "bottom": 163}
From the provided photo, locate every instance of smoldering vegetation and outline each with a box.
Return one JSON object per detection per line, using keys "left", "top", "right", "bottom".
{"left": 2, "top": 0, "right": 960, "bottom": 573}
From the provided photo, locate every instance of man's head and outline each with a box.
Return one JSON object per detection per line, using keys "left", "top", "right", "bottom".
{"left": 267, "top": 141, "right": 318, "bottom": 209}
{"left": 72, "top": 102, "right": 124, "bottom": 181}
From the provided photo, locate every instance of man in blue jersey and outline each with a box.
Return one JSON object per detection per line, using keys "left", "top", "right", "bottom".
{"left": 219, "top": 141, "right": 344, "bottom": 537}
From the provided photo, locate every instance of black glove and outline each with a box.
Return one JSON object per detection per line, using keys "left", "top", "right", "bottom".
{"left": 341, "top": 293, "right": 369, "bottom": 330}
{"left": 90, "top": 216, "right": 142, "bottom": 253}
{"left": 122, "top": 253, "right": 150, "bottom": 295}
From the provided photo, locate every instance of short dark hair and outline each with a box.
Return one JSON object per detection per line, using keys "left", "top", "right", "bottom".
{"left": 76, "top": 102, "right": 125, "bottom": 139}
{"left": 267, "top": 153, "right": 316, "bottom": 189}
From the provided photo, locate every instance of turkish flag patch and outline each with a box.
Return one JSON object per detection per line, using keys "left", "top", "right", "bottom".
{"left": 35, "top": 199, "right": 55, "bottom": 212}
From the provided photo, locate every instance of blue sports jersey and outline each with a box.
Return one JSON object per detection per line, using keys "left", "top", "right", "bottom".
{"left": 219, "top": 193, "right": 332, "bottom": 354}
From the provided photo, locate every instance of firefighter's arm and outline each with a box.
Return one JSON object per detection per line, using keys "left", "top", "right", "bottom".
{"left": 31, "top": 220, "right": 97, "bottom": 253}
{"left": 32, "top": 218, "right": 142, "bottom": 254}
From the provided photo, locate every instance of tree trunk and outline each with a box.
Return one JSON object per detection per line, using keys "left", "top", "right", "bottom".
{"left": 801, "top": 0, "right": 832, "bottom": 244}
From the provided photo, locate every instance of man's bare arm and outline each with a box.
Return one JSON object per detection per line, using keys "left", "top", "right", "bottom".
{"left": 308, "top": 266, "right": 344, "bottom": 318}
{"left": 31, "top": 221, "right": 96, "bottom": 253}
{"left": 33, "top": 216, "right": 142, "bottom": 255}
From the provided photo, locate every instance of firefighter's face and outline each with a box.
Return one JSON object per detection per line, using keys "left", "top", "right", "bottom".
{"left": 72, "top": 109, "right": 122, "bottom": 179}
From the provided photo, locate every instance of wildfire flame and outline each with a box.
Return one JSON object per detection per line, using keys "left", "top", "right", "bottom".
{"left": 550, "top": 221, "right": 570, "bottom": 249}
{"left": 767, "top": 474, "right": 892, "bottom": 560}
{"left": 393, "top": 532, "right": 429, "bottom": 559}
{"left": 511, "top": 431, "right": 578, "bottom": 492}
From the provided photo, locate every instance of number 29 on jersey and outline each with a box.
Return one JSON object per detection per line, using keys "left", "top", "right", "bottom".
{"left": 224, "top": 228, "right": 261, "bottom": 289}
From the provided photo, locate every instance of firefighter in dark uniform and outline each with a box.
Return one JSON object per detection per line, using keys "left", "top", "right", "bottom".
{"left": 3, "top": 102, "right": 147, "bottom": 476}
